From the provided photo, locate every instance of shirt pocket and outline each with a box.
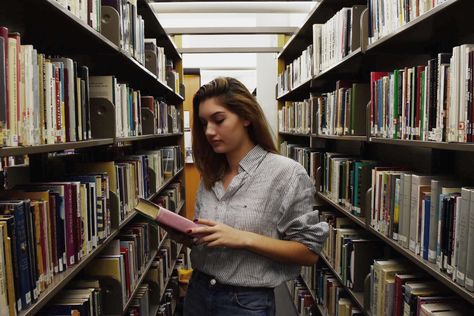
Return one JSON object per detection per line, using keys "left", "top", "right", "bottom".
{"left": 228, "top": 195, "right": 270, "bottom": 234}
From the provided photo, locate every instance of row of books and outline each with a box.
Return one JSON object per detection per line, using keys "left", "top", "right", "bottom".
{"left": 298, "top": 267, "right": 364, "bottom": 316}
{"left": 0, "top": 28, "right": 182, "bottom": 147}
{"left": 40, "top": 220, "right": 156, "bottom": 315}
{"left": 0, "top": 148, "right": 183, "bottom": 314}
{"left": 368, "top": 258, "right": 470, "bottom": 316}
{"left": 89, "top": 76, "right": 181, "bottom": 138}
{"left": 277, "top": 44, "right": 314, "bottom": 96}
{"left": 368, "top": 0, "right": 448, "bottom": 45}
{"left": 127, "top": 283, "right": 151, "bottom": 316}
{"left": 319, "top": 210, "right": 383, "bottom": 293}
{"left": 144, "top": 39, "right": 167, "bottom": 85}
{"left": 0, "top": 175, "right": 114, "bottom": 315}
{"left": 57, "top": 0, "right": 146, "bottom": 65}
{"left": 279, "top": 142, "right": 320, "bottom": 185}
{"left": 370, "top": 44, "right": 474, "bottom": 142}
{"left": 286, "top": 278, "right": 317, "bottom": 316}
{"left": 278, "top": 99, "right": 312, "bottom": 134}
{"left": 141, "top": 96, "right": 181, "bottom": 136}
{"left": 312, "top": 5, "right": 365, "bottom": 75}
{"left": 320, "top": 152, "right": 474, "bottom": 293}
{"left": 55, "top": 0, "right": 101, "bottom": 32}
{"left": 56, "top": 0, "right": 182, "bottom": 93}
{"left": 315, "top": 82, "right": 369, "bottom": 137}
{"left": 370, "top": 171, "right": 474, "bottom": 289}
{"left": 0, "top": 27, "right": 94, "bottom": 146}
{"left": 152, "top": 181, "right": 183, "bottom": 216}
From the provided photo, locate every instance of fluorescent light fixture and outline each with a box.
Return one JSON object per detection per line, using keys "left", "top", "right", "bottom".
{"left": 150, "top": 1, "right": 316, "bottom": 14}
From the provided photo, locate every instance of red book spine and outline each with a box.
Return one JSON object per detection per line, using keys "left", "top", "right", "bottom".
{"left": 63, "top": 184, "right": 75, "bottom": 267}
{"left": 0, "top": 27, "right": 9, "bottom": 137}
{"left": 414, "top": 66, "right": 422, "bottom": 140}
{"left": 470, "top": 51, "right": 474, "bottom": 142}
{"left": 48, "top": 194, "right": 58, "bottom": 273}
{"left": 54, "top": 67, "right": 62, "bottom": 143}
{"left": 120, "top": 247, "right": 131, "bottom": 297}
{"left": 394, "top": 275, "right": 402, "bottom": 316}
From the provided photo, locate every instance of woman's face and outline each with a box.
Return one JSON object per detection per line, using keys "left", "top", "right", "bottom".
{"left": 198, "top": 97, "right": 251, "bottom": 154}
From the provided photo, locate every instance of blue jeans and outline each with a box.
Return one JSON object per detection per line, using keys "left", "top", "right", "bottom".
{"left": 183, "top": 270, "right": 276, "bottom": 316}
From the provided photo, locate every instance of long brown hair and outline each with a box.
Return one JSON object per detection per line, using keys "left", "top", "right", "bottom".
{"left": 192, "top": 77, "right": 277, "bottom": 189}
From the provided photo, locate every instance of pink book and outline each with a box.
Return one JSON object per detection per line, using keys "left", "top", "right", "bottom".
{"left": 135, "top": 198, "right": 199, "bottom": 235}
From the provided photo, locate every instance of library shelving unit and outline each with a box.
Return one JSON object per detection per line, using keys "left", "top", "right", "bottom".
{"left": 1, "top": 0, "right": 187, "bottom": 315}
{"left": 277, "top": 0, "right": 474, "bottom": 314}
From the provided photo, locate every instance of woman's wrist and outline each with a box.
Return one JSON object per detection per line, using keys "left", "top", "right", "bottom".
{"left": 240, "top": 231, "right": 256, "bottom": 249}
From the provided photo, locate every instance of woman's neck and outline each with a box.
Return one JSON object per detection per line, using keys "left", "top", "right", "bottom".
{"left": 226, "top": 141, "right": 256, "bottom": 173}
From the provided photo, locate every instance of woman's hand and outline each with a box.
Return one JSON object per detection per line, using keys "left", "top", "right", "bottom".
{"left": 189, "top": 219, "right": 250, "bottom": 249}
{"left": 164, "top": 226, "right": 195, "bottom": 248}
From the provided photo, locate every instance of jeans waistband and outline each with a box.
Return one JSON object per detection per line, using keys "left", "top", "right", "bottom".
{"left": 192, "top": 270, "right": 274, "bottom": 292}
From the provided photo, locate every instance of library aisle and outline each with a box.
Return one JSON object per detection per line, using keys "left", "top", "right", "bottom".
{"left": 1, "top": 0, "right": 474, "bottom": 316}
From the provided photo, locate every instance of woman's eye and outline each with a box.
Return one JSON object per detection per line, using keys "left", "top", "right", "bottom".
{"left": 215, "top": 119, "right": 224, "bottom": 124}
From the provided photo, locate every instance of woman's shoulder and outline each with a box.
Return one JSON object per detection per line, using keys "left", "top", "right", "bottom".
{"left": 263, "top": 152, "right": 308, "bottom": 176}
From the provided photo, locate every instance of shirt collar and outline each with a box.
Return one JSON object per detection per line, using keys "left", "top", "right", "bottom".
{"left": 238, "top": 145, "right": 268, "bottom": 174}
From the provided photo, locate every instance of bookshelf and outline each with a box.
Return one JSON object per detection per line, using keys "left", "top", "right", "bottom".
{"left": 0, "top": 0, "right": 187, "bottom": 315}
{"left": 277, "top": 0, "right": 474, "bottom": 313}
{"left": 317, "top": 190, "right": 474, "bottom": 305}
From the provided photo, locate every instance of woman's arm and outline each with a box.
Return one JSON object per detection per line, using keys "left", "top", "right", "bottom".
{"left": 190, "top": 219, "right": 319, "bottom": 266}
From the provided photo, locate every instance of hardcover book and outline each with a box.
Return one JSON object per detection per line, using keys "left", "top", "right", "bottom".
{"left": 134, "top": 198, "right": 198, "bottom": 235}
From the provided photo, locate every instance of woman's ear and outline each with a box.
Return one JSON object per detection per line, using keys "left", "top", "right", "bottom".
{"left": 243, "top": 120, "right": 251, "bottom": 127}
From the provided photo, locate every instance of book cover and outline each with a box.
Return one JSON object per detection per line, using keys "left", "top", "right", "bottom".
{"left": 134, "top": 198, "right": 199, "bottom": 235}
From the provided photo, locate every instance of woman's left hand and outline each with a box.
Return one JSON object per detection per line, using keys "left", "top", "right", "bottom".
{"left": 189, "top": 219, "right": 250, "bottom": 249}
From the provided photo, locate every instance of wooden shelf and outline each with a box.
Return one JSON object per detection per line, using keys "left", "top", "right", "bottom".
{"left": 18, "top": 228, "right": 122, "bottom": 316}
{"left": 369, "top": 137, "right": 474, "bottom": 152}
{"left": 14, "top": 0, "right": 183, "bottom": 103}
{"left": 316, "top": 193, "right": 474, "bottom": 304}
{"left": 147, "top": 167, "right": 184, "bottom": 200}
{"left": 366, "top": 0, "right": 471, "bottom": 55}
{"left": 312, "top": 134, "right": 367, "bottom": 142}
{"left": 122, "top": 249, "right": 159, "bottom": 315}
{"left": 319, "top": 254, "right": 368, "bottom": 315}
{"left": 0, "top": 138, "right": 114, "bottom": 157}
{"left": 278, "top": 0, "right": 367, "bottom": 62}
{"left": 277, "top": 77, "right": 312, "bottom": 101}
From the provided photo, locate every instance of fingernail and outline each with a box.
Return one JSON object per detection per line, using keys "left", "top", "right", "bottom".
{"left": 187, "top": 229, "right": 192, "bottom": 234}
{"left": 193, "top": 219, "right": 198, "bottom": 223}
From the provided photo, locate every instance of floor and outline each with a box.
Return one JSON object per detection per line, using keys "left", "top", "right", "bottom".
{"left": 275, "top": 283, "right": 298, "bottom": 316}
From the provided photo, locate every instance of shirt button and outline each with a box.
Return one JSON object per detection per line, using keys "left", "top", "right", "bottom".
{"left": 210, "top": 278, "right": 217, "bottom": 286}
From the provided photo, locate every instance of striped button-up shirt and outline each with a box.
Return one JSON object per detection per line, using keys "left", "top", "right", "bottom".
{"left": 190, "top": 145, "right": 329, "bottom": 288}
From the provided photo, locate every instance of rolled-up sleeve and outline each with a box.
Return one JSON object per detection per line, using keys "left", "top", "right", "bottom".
{"left": 277, "top": 168, "right": 329, "bottom": 254}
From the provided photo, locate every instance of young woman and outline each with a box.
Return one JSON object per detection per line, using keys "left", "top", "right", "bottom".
{"left": 183, "top": 77, "right": 328, "bottom": 316}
